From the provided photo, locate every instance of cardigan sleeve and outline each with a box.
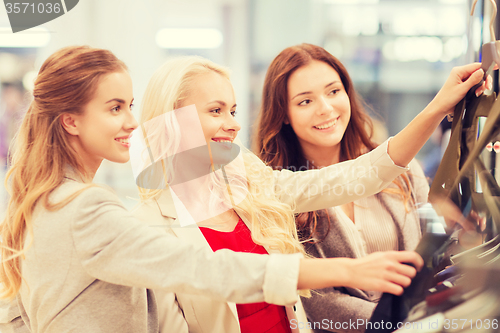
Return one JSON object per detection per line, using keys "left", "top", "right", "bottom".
{"left": 272, "top": 138, "right": 410, "bottom": 213}
{"left": 408, "top": 159, "right": 430, "bottom": 206}
{"left": 300, "top": 289, "right": 377, "bottom": 333}
{"left": 70, "top": 185, "right": 301, "bottom": 306}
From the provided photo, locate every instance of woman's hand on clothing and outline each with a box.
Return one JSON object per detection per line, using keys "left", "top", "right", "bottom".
{"left": 297, "top": 251, "right": 423, "bottom": 295}
{"left": 429, "top": 63, "right": 492, "bottom": 117}
{"left": 387, "top": 63, "right": 493, "bottom": 168}
{"left": 339, "top": 251, "right": 423, "bottom": 296}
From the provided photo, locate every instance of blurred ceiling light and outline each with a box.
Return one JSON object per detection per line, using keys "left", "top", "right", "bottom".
{"left": 472, "top": 18, "right": 482, "bottom": 52}
{"left": 156, "top": 28, "right": 223, "bottom": 49}
{"left": 0, "top": 27, "right": 50, "bottom": 48}
{"left": 392, "top": 8, "right": 464, "bottom": 36}
{"left": 384, "top": 37, "right": 444, "bottom": 63}
{"left": 325, "top": 0, "right": 379, "bottom": 3}
{"left": 438, "top": 0, "right": 466, "bottom": 3}
{"left": 324, "top": 39, "right": 344, "bottom": 59}
{"left": 438, "top": 8, "right": 466, "bottom": 36}
{"left": 443, "top": 36, "right": 466, "bottom": 61}
{"left": 22, "top": 70, "right": 37, "bottom": 92}
{"left": 341, "top": 7, "right": 379, "bottom": 36}
{"left": 0, "top": 53, "right": 20, "bottom": 81}
{"left": 382, "top": 40, "right": 395, "bottom": 61}
{"left": 361, "top": 8, "right": 379, "bottom": 36}
{"left": 422, "top": 37, "right": 443, "bottom": 62}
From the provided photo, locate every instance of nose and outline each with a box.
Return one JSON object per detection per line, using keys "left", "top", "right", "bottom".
{"left": 223, "top": 114, "right": 241, "bottom": 133}
{"left": 126, "top": 108, "right": 139, "bottom": 131}
{"left": 317, "top": 96, "right": 334, "bottom": 116}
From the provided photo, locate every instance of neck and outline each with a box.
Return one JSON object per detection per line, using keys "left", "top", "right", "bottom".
{"left": 68, "top": 137, "right": 101, "bottom": 181}
{"left": 170, "top": 174, "right": 211, "bottom": 204}
{"left": 170, "top": 173, "right": 230, "bottom": 223}
{"left": 83, "top": 162, "right": 100, "bottom": 181}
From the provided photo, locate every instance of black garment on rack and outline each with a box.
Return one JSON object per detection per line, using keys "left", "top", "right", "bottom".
{"left": 365, "top": 232, "right": 448, "bottom": 333}
{"left": 367, "top": 90, "right": 500, "bottom": 333}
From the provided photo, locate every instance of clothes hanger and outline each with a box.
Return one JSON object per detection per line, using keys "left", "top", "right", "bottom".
{"left": 469, "top": 0, "right": 500, "bottom": 95}
{"left": 448, "top": 109, "right": 500, "bottom": 264}
{"left": 429, "top": 0, "right": 500, "bottom": 219}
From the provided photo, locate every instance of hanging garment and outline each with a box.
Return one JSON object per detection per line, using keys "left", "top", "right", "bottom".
{"left": 430, "top": 92, "right": 500, "bottom": 232}
{"left": 368, "top": 87, "right": 500, "bottom": 333}
{"left": 365, "top": 232, "right": 449, "bottom": 333}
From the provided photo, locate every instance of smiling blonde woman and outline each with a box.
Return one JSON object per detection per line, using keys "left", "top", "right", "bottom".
{"left": 132, "top": 55, "right": 485, "bottom": 333}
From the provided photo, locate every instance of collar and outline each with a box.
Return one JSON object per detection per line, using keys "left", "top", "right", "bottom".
{"left": 63, "top": 164, "right": 87, "bottom": 183}
{"left": 154, "top": 189, "right": 178, "bottom": 220}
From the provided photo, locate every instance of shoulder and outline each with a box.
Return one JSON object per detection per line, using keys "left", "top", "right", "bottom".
{"left": 406, "top": 159, "right": 429, "bottom": 192}
{"left": 130, "top": 199, "right": 167, "bottom": 226}
{"left": 51, "top": 179, "right": 124, "bottom": 211}
{"left": 407, "top": 159, "right": 426, "bottom": 177}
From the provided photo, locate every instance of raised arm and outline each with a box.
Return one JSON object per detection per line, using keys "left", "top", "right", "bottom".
{"left": 388, "top": 63, "right": 487, "bottom": 167}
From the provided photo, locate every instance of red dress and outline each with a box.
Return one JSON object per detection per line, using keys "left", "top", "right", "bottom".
{"left": 200, "top": 219, "right": 292, "bottom": 333}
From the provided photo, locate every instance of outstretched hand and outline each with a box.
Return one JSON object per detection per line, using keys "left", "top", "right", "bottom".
{"left": 430, "top": 63, "right": 494, "bottom": 117}
{"left": 431, "top": 197, "right": 486, "bottom": 249}
{"left": 343, "top": 251, "right": 424, "bottom": 296}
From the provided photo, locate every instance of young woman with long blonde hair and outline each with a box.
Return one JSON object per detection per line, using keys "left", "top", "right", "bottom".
{"left": 0, "top": 46, "right": 426, "bottom": 333}
{"left": 134, "top": 55, "right": 486, "bottom": 333}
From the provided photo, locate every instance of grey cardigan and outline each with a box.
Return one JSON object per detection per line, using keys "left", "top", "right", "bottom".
{"left": 300, "top": 160, "right": 429, "bottom": 333}
{"left": 3, "top": 175, "right": 301, "bottom": 333}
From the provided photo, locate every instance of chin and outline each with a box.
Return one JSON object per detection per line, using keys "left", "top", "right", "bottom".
{"left": 110, "top": 155, "right": 131, "bottom": 164}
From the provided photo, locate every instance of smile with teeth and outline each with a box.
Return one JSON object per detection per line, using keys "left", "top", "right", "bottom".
{"left": 314, "top": 118, "right": 338, "bottom": 130}
{"left": 212, "top": 139, "right": 233, "bottom": 143}
{"left": 115, "top": 138, "right": 130, "bottom": 144}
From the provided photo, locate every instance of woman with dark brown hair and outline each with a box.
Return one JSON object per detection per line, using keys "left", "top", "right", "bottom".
{"left": 253, "top": 43, "right": 486, "bottom": 333}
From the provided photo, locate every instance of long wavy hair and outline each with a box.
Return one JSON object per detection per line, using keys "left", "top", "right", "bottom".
{"left": 139, "top": 56, "right": 306, "bottom": 259}
{"left": 0, "top": 46, "right": 127, "bottom": 299}
{"left": 253, "top": 43, "right": 412, "bottom": 242}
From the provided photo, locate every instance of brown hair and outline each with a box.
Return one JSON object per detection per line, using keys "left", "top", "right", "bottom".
{"left": 253, "top": 43, "right": 412, "bottom": 242}
{"left": 0, "top": 45, "right": 127, "bottom": 299}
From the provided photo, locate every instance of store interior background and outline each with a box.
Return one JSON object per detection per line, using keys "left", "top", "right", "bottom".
{"left": 0, "top": 0, "right": 496, "bottom": 210}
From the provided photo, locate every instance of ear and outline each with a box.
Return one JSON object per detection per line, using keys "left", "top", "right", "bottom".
{"left": 283, "top": 117, "right": 290, "bottom": 125}
{"left": 60, "top": 113, "right": 80, "bottom": 136}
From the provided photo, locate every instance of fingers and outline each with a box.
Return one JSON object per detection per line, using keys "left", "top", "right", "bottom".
{"left": 432, "top": 64, "right": 484, "bottom": 114}
{"left": 376, "top": 252, "right": 420, "bottom": 295}
{"left": 385, "top": 271, "right": 412, "bottom": 290}
{"left": 347, "top": 251, "right": 422, "bottom": 295}
{"left": 377, "top": 281, "right": 405, "bottom": 296}
{"left": 475, "top": 73, "right": 494, "bottom": 96}
{"left": 463, "top": 68, "right": 484, "bottom": 89}
{"left": 390, "top": 250, "right": 424, "bottom": 271}
{"left": 453, "top": 63, "right": 481, "bottom": 80}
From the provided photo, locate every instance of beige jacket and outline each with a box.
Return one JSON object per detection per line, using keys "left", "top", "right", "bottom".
{"left": 0, "top": 173, "right": 303, "bottom": 333}
{"left": 132, "top": 139, "right": 409, "bottom": 333}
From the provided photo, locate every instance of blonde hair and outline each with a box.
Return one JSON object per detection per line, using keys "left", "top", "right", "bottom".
{"left": 139, "top": 56, "right": 307, "bottom": 258}
{"left": 0, "top": 46, "right": 127, "bottom": 299}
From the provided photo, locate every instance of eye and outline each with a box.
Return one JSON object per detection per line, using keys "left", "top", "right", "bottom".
{"left": 111, "top": 105, "right": 121, "bottom": 113}
{"left": 298, "top": 99, "right": 312, "bottom": 106}
{"left": 210, "top": 108, "right": 221, "bottom": 114}
{"left": 329, "top": 89, "right": 340, "bottom": 95}
{"left": 231, "top": 110, "right": 237, "bottom": 117}
{"left": 130, "top": 103, "right": 134, "bottom": 110}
